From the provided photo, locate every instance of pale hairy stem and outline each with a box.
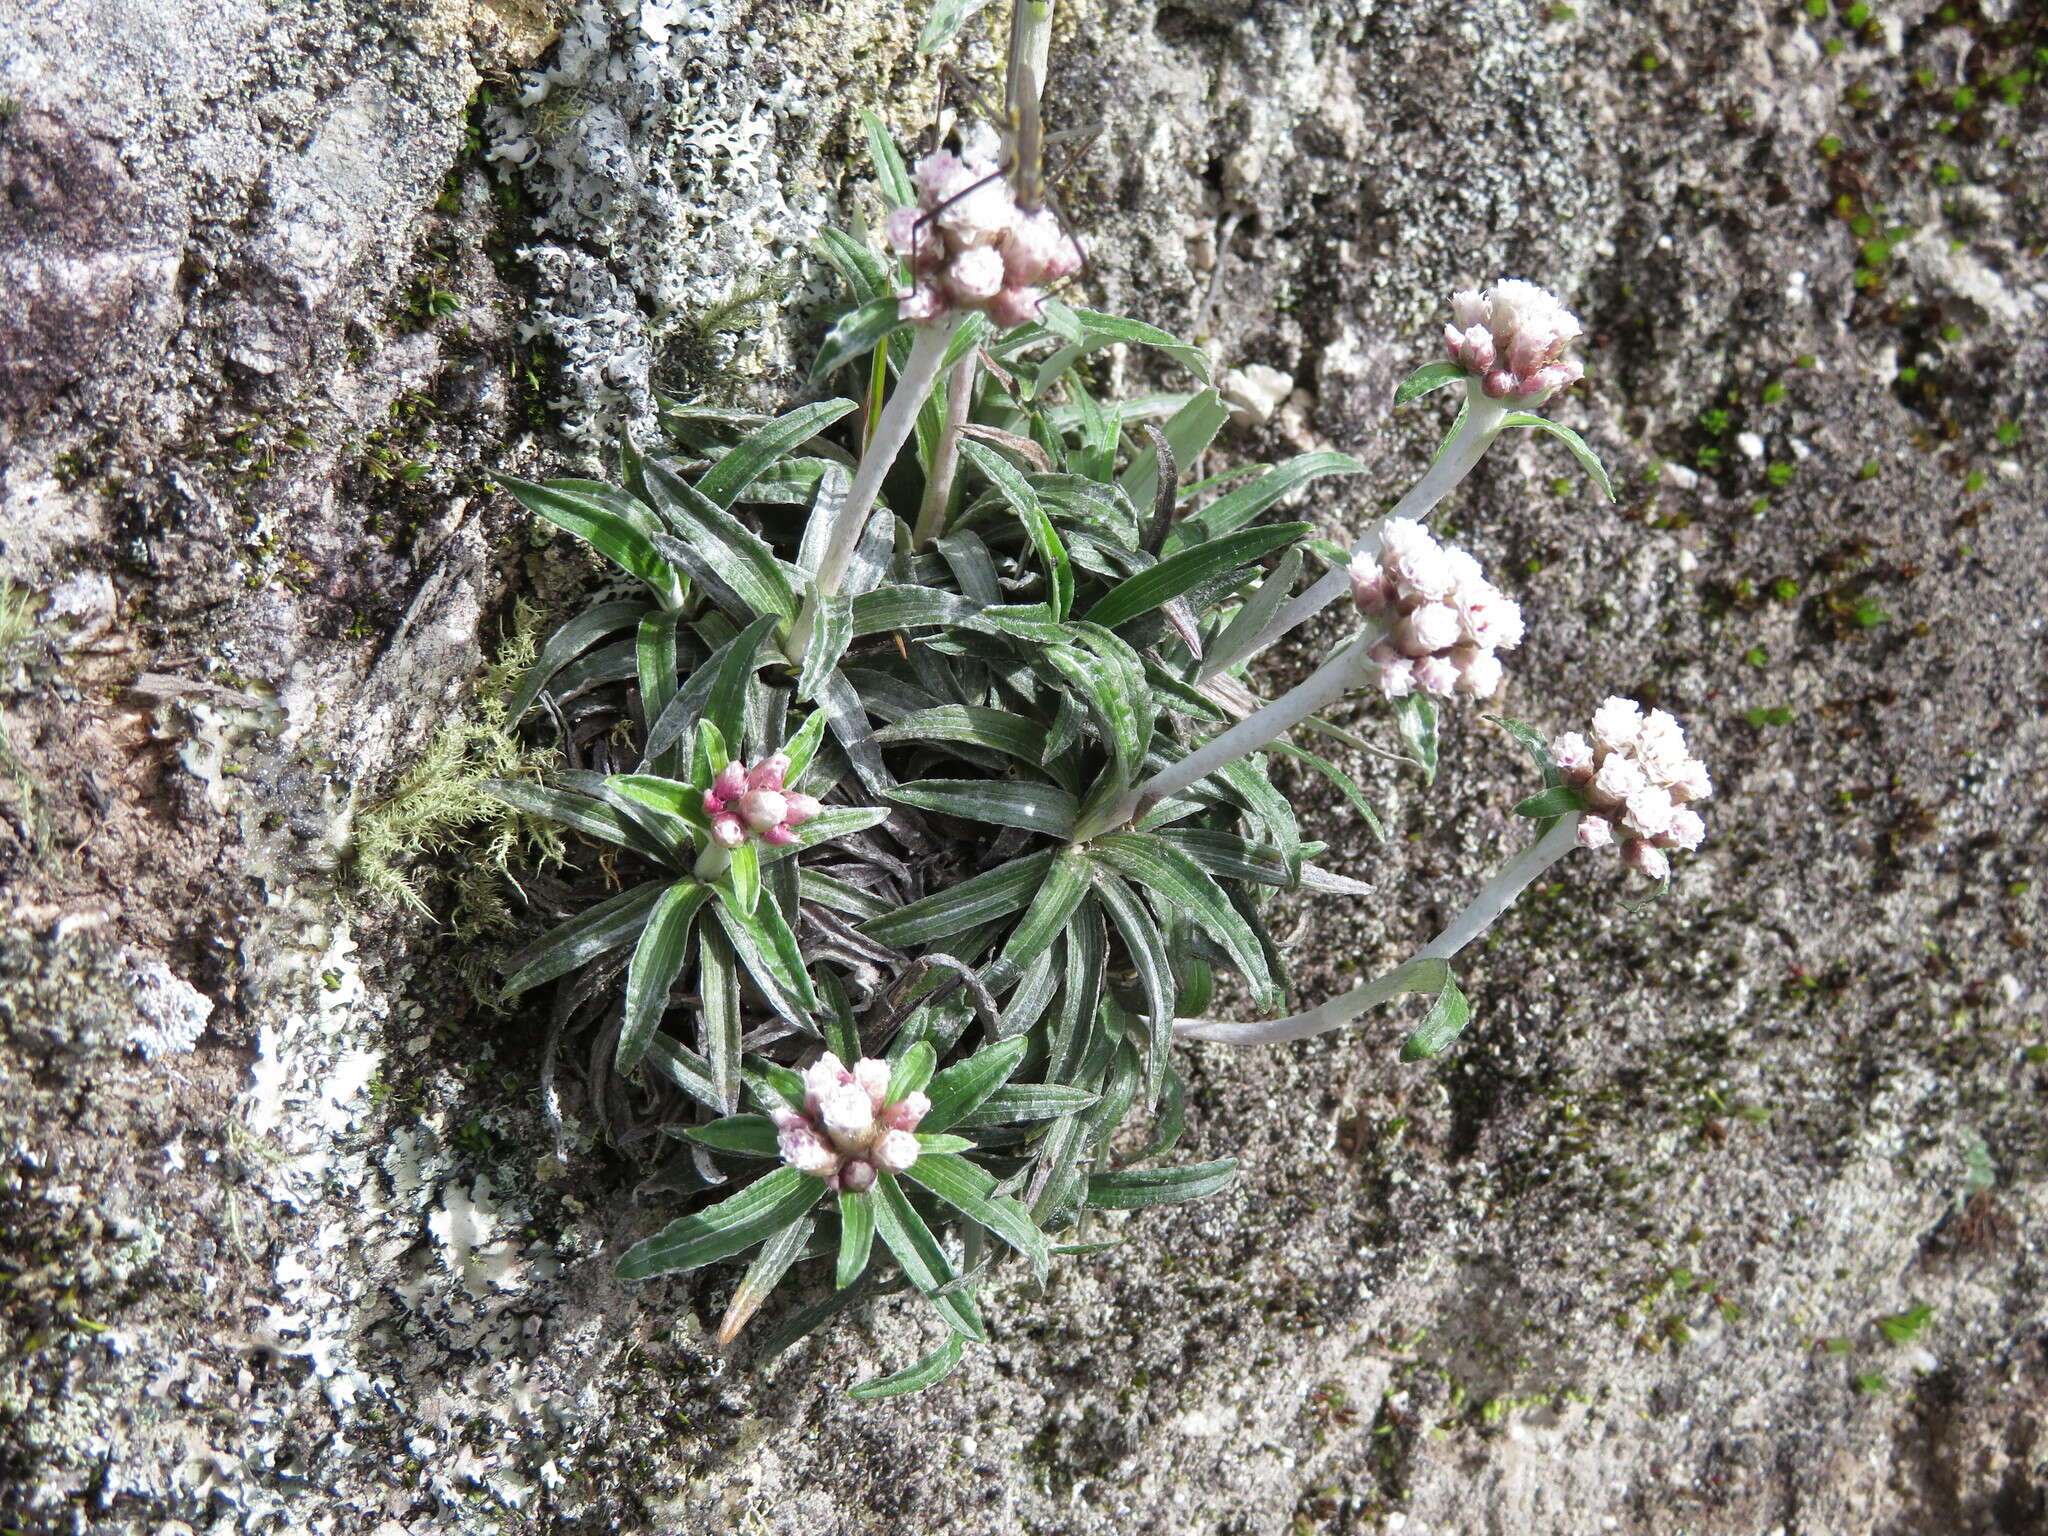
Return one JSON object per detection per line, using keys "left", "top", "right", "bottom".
{"left": 1007, "top": 0, "right": 1054, "bottom": 118}
{"left": 1174, "top": 812, "right": 1583, "bottom": 1045}
{"left": 913, "top": 353, "right": 977, "bottom": 549}
{"left": 1199, "top": 386, "right": 1510, "bottom": 682}
{"left": 1075, "top": 631, "right": 1381, "bottom": 841}
{"left": 694, "top": 842, "right": 732, "bottom": 881}
{"left": 791, "top": 318, "right": 960, "bottom": 661}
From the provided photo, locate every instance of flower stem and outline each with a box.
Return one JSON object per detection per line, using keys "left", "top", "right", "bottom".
{"left": 792, "top": 318, "right": 960, "bottom": 660}
{"left": 1075, "top": 631, "right": 1379, "bottom": 840}
{"left": 1200, "top": 385, "right": 1509, "bottom": 681}
{"left": 913, "top": 353, "right": 977, "bottom": 549}
{"left": 694, "top": 842, "right": 732, "bottom": 881}
{"left": 1174, "top": 812, "right": 1582, "bottom": 1045}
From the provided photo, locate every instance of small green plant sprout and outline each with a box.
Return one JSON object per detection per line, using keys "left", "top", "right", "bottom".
{"left": 476, "top": 0, "right": 1712, "bottom": 1394}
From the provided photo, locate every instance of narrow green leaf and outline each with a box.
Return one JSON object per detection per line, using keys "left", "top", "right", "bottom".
{"left": 873, "top": 706, "right": 1081, "bottom": 792}
{"left": 886, "top": 779, "right": 1078, "bottom": 837}
{"left": 858, "top": 107, "right": 916, "bottom": 204}
{"left": 850, "top": 585, "right": 982, "bottom": 635}
{"left": 1501, "top": 412, "right": 1615, "bottom": 500}
{"left": 887, "top": 1040, "right": 938, "bottom": 1106}
{"left": 860, "top": 850, "right": 1056, "bottom": 949}
{"left": 796, "top": 592, "right": 853, "bottom": 704}
{"left": 815, "top": 225, "right": 891, "bottom": 305}
{"left": 836, "top": 1187, "right": 877, "bottom": 1289}
{"left": 1084, "top": 1159, "right": 1238, "bottom": 1210}
{"left": 812, "top": 296, "right": 906, "bottom": 381}
{"left": 482, "top": 780, "right": 672, "bottom": 863}
{"left": 618, "top": 882, "right": 713, "bottom": 1074}
{"left": 848, "top": 1333, "right": 963, "bottom": 1400}
{"left": 1049, "top": 301, "right": 1213, "bottom": 383}
{"left": 1206, "top": 549, "right": 1300, "bottom": 669}
{"left": 1091, "top": 834, "right": 1274, "bottom": 1004}
{"left": 697, "top": 399, "right": 857, "bottom": 507}
{"left": 721, "top": 838, "right": 761, "bottom": 917}
{"left": 641, "top": 459, "right": 798, "bottom": 623}
{"left": 914, "top": 0, "right": 990, "bottom": 55}
{"left": 615, "top": 1165, "right": 824, "bottom": 1279}
{"left": 683, "top": 1114, "right": 781, "bottom": 1157}
{"left": 955, "top": 1082, "right": 1099, "bottom": 1127}
{"left": 1399, "top": 969, "right": 1471, "bottom": 1061}
{"left": 1394, "top": 360, "right": 1469, "bottom": 406}
{"left": 715, "top": 888, "right": 819, "bottom": 1015}
{"left": 781, "top": 706, "right": 832, "bottom": 785}
{"left": 873, "top": 1171, "right": 985, "bottom": 1340}
{"left": 716, "top": 1213, "right": 813, "bottom": 1344}
{"left": 642, "top": 1035, "right": 725, "bottom": 1114}
{"left": 1120, "top": 388, "right": 1228, "bottom": 511}
{"left": 961, "top": 440, "right": 1073, "bottom": 620}
{"left": 919, "top": 1035, "right": 1030, "bottom": 1134}
{"left": 1393, "top": 692, "right": 1440, "bottom": 784}
{"left": 1268, "top": 741, "right": 1387, "bottom": 842}
{"left": 908, "top": 1152, "right": 1052, "bottom": 1284}
{"left": 1089, "top": 873, "right": 1176, "bottom": 1095}
{"left": 698, "top": 921, "right": 743, "bottom": 1111}
{"left": 1513, "top": 784, "right": 1590, "bottom": 818}
{"left": 1085, "top": 523, "right": 1309, "bottom": 631}
{"left": 1171, "top": 452, "right": 1366, "bottom": 548}
{"left": 506, "top": 600, "right": 649, "bottom": 723}
{"left": 497, "top": 476, "right": 681, "bottom": 606}
{"left": 501, "top": 881, "right": 667, "bottom": 999}
{"left": 705, "top": 611, "right": 784, "bottom": 752}
{"left": 982, "top": 847, "right": 1094, "bottom": 994}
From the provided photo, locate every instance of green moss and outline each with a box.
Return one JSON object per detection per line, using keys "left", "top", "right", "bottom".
{"left": 344, "top": 601, "right": 565, "bottom": 936}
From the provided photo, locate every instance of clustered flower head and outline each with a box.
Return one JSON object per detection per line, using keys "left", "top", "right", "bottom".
{"left": 1350, "top": 518, "right": 1524, "bottom": 701}
{"left": 1551, "top": 697, "right": 1712, "bottom": 880}
{"left": 1443, "top": 278, "right": 1585, "bottom": 405}
{"left": 885, "top": 126, "right": 1083, "bottom": 330}
{"left": 772, "top": 1052, "right": 928, "bottom": 1192}
{"left": 702, "top": 753, "right": 820, "bottom": 848}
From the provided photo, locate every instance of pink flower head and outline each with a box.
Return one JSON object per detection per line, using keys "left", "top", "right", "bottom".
{"left": 747, "top": 753, "right": 790, "bottom": 793}
{"left": 890, "top": 140, "right": 1077, "bottom": 329}
{"left": 781, "top": 791, "right": 821, "bottom": 826}
{"left": 760, "top": 824, "right": 799, "bottom": 847}
{"left": 1359, "top": 518, "right": 1520, "bottom": 704}
{"left": 713, "top": 761, "right": 749, "bottom": 801}
{"left": 710, "top": 814, "right": 747, "bottom": 849}
{"left": 702, "top": 751, "right": 859, "bottom": 849}
{"left": 774, "top": 1054, "right": 932, "bottom": 1181}
{"left": 1442, "top": 279, "right": 1584, "bottom": 405}
{"left": 1555, "top": 696, "right": 1709, "bottom": 879}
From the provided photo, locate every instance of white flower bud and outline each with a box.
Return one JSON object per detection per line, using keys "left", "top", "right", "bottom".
{"left": 1376, "top": 656, "right": 1416, "bottom": 699}
{"left": 819, "top": 1082, "right": 877, "bottom": 1151}
{"left": 1662, "top": 806, "right": 1706, "bottom": 852}
{"left": 944, "top": 244, "right": 1007, "bottom": 301}
{"left": 1634, "top": 711, "right": 1690, "bottom": 780}
{"left": 1589, "top": 696, "right": 1644, "bottom": 753}
{"left": 872, "top": 1129, "right": 921, "bottom": 1174}
{"left": 1591, "top": 753, "right": 1646, "bottom": 807}
{"left": 710, "top": 814, "right": 747, "bottom": 848}
{"left": 1454, "top": 648, "right": 1505, "bottom": 699}
{"left": 853, "top": 1056, "right": 892, "bottom": 1112}
{"left": 736, "top": 789, "right": 788, "bottom": 832}
{"left": 1349, "top": 554, "right": 1392, "bottom": 615}
{"left": 1624, "top": 839, "right": 1670, "bottom": 881}
{"left": 778, "top": 1124, "right": 841, "bottom": 1177}
{"left": 1550, "top": 732, "right": 1594, "bottom": 777}
{"left": 837, "top": 1157, "right": 876, "bottom": 1193}
{"left": 881, "top": 1090, "right": 929, "bottom": 1133}
{"left": 1667, "top": 758, "right": 1713, "bottom": 803}
{"left": 1577, "top": 814, "right": 1613, "bottom": 850}
{"left": 802, "top": 1052, "right": 850, "bottom": 1107}
{"left": 1395, "top": 602, "right": 1462, "bottom": 657}
{"left": 1413, "top": 654, "right": 1461, "bottom": 697}
{"left": 1622, "top": 784, "right": 1676, "bottom": 840}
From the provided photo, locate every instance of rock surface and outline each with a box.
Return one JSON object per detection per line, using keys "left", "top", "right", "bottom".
{"left": 2, "top": 1, "right": 2044, "bottom": 1534}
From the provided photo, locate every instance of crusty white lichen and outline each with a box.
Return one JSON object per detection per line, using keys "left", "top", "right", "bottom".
{"left": 487, "top": 0, "right": 853, "bottom": 444}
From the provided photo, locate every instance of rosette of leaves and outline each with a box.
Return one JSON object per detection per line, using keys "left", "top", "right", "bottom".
{"left": 486, "top": 200, "right": 1375, "bottom": 1400}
